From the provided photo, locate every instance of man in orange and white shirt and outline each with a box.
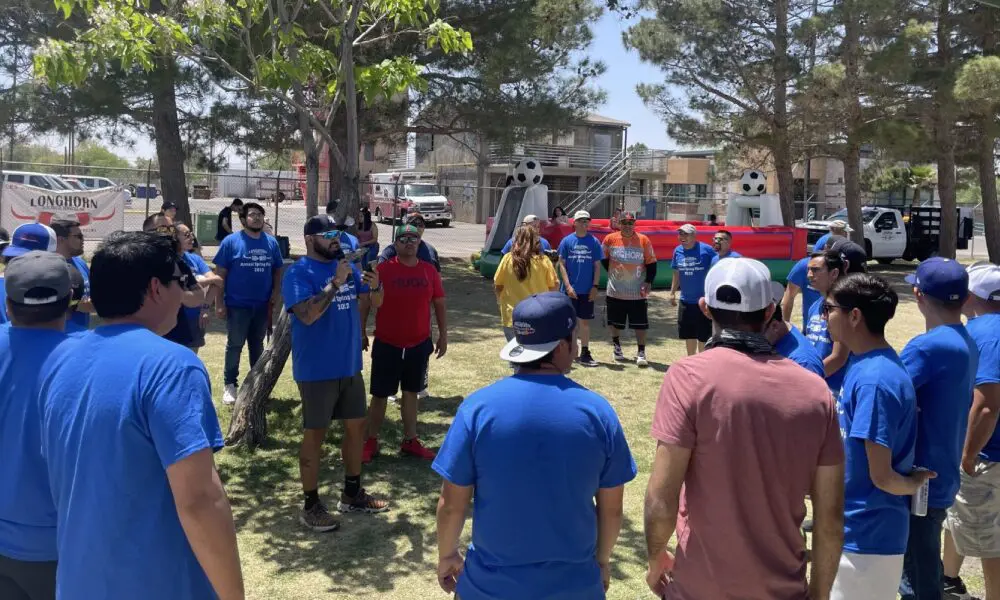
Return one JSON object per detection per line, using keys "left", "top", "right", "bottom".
{"left": 601, "top": 211, "right": 657, "bottom": 367}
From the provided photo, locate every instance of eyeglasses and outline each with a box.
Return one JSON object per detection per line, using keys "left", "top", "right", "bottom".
{"left": 620, "top": 220, "right": 636, "bottom": 225}
{"left": 713, "top": 237, "right": 728, "bottom": 243}
{"left": 821, "top": 302, "right": 851, "bottom": 317}
{"left": 396, "top": 235, "right": 420, "bottom": 245}
{"left": 180, "top": 230, "right": 193, "bottom": 238}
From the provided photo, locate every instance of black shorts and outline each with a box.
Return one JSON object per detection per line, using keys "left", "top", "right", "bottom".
{"left": 570, "top": 295, "right": 595, "bottom": 320}
{"left": 678, "top": 301, "right": 712, "bottom": 342}
{"left": 606, "top": 297, "right": 649, "bottom": 330}
{"left": 0, "top": 550, "right": 56, "bottom": 600}
{"left": 297, "top": 373, "right": 367, "bottom": 429}
{"left": 370, "top": 338, "right": 433, "bottom": 398}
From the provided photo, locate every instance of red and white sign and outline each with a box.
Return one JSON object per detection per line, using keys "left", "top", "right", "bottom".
{"left": 1, "top": 182, "right": 126, "bottom": 239}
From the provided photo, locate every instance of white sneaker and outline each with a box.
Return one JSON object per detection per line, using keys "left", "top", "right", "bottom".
{"left": 222, "top": 384, "right": 238, "bottom": 405}
{"left": 388, "top": 395, "right": 398, "bottom": 405}
{"left": 636, "top": 352, "right": 649, "bottom": 368}
{"left": 417, "top": 389, "right": 429, "bottom": 400}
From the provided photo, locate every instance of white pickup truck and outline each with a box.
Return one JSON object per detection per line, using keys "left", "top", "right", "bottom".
{"left": 801, "top": 205, "right": 975, "bottom": 264}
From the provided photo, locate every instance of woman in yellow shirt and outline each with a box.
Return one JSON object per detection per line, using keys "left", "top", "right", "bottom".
{"left": 494, "top": 225, "right": 559, "bottom": 340}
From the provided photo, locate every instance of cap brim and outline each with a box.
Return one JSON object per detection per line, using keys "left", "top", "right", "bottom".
{"left": 770, "top": 281, "right": 785, "bottom": 304}
{"left": 499, "top": 338, "right": 560, "bottom": 363}
{"left": 2, "top": 246, "right": 28, "bottom": 258}
{"left": 904, "top": 274, "right": 918, "bottom": 286}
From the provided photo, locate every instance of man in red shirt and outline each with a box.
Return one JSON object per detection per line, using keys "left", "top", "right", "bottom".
{"left": 645, "top": 258, "right": 845, "bottom": 600}
{"left": 362, "top": 224, "right": 448, "bottom": 462}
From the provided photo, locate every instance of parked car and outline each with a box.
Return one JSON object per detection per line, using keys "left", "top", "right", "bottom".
{"left": 2, "top": 170, "right": 76, "bottom": 191}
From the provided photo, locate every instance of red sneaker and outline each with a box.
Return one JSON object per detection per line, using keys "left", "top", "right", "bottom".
{"left": 362, "top": 437, "right": 379, "bottom": 464}
{"left": 400, "top": 437, "right": 436, "bottom": 460}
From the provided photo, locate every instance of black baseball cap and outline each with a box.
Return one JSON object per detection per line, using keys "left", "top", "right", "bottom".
{"left": 828, "top": 238, "right": 868, "bottom": 274}
{"left": 161, "top": 201, "right": 178, "bottom": 211}
{"left": 303, "top": 214, "right": 337, "bottom": 236}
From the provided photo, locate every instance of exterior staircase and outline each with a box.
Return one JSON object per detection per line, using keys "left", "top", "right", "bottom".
{"left": 563, "top": 149, "right": 633, "bottom": 215}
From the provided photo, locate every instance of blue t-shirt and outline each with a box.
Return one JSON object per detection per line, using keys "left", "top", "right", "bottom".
{"left": 214, "top": 231, "right": 284, "bottom": 308}
{"left": 282, "top": 257, "right": 368, "bottom": 382}
{"left": 379, "top": 240, "right": 441, "bottom": 271}
{"left": 805, "top": 298, "right": 847, "bottom": 393}
{"left": 432, "top": 374, "right": 637, "bottom": 600}
{"left": 774, "top": 324, "right": 825, "bottom": 378}
{"left": 901, "top": 324, "right": 978, "bottom": 508}
{"left": 558, "top": 233, "right": 603, "bottom": 293}
{"left": 710, "top": 249, "right": 743, "bottom": 266}
{"left": 670, "top": 241, "right": 717, "bottom": 304}
{"left": 813, "top": 233, "right": 832, "bottom": 252}
{"left": 0, "top": 276, "right": 7, "bottom": 324}
{"left": 838, "top": 347, "right": 917, "bottom": 555}
{"left": 181, "top": 251, "right": 211, "bottom": 329}
{"left": 787, "top": 258, "right": 821, "bottom": 324}
{"left": 967, "top": 314, "right": 1000, "bottom": 462}
{"left": 37, "top": 325, "right": 223, "bottom": 599}
{"left": 502, "top": 236, "right": 552, "bottom": 255}
{"left": 68, "top": 256, "right": 90, "bottom": 330}
{"left": 0, "top": 326, "right": 67, "bottom": 562}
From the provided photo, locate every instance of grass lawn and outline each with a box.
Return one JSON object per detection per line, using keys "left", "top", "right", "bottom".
{"left": 198, "top": 260, "right": 984, "bottom": 599}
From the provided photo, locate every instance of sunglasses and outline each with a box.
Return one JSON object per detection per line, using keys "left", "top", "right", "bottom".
{"left": 620, "top": 220, "right": 636, "bottom": 225}
{"left": 321, "top": 231, "right": 344, "bottom": 241}
{"left": 155, "top": 225, "right": 176, "bottom": 234}
{"left": 396, "top": 235, "right": 420, "bottom": 244}
{"left": 821, "top": 301, "right": 852, "bottom": 318}
{"left": 713, "top": 237, "right": 728, "bottom": 243}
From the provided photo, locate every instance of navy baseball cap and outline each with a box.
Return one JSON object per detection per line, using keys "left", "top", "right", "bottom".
{"left": 905, "top": 257, "right": 969, "bottom": 302}
{"left": 3, "top": 223, "right": 58, "bottom": 258}
{"left": 500, "top": 292, "right": 577, "bottom": 363}
{"left": 828, "top": 238, "right": 868, "bottom": 274}
{"left": 303, "top": 214, "right": 337, "bottom": 236}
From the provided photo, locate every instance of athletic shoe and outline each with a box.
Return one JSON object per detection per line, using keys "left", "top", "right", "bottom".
{"left": 222, "top": 384, "right": 237, "bottom": 405}
{"left": 299, "top": 502, "right": 341, "bottom": 532}
{"left": 362, "top": 437, "right": 379, "bottom": 464}
{"left": 338, "top": 488, "right": 390, "bottom": 514}
{"left": 613, "top": 346, "right": 626, "bottom": 362}
{"left": 401, "top": 437, "right": 436, "bottom": 460}
{"left": 943, "top": 576, "right": 979, "bottom": 600}
{"left": 636, "top": 351, "right": 649, "bottom": 367}
{"left": 388, "top": 395, "right": 398, "bottom": 405}
{"left": 577, "top": 351, "right": 599, "bottom": 367}
{"left": 417, "top": 389, "right": 429, "bottom": 399}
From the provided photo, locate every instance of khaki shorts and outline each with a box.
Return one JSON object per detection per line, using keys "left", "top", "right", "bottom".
{"left": 946, "top": 459, "right": 1000, "bottom": 558}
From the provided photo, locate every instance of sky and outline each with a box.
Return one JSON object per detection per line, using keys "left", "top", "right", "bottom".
{"left": 45, "top": 7, "right": 674, "bottom": 162}
{"left": 588, "top": 10, "right": 673, "bottom": 150}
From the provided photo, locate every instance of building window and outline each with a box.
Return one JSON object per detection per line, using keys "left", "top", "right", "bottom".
{"left": 363, "top": 142, "right": 375, "bottom": 162}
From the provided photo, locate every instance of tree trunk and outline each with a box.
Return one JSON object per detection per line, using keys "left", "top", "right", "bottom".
{"left": 296, "top": 107, "right": 320, "bottom": 218}
{"left": 977, "top": 120, "right": 1000, "bottom": 262}
{"left": 772, "top": 0, "right": 794, "bottom": 225}
{"left": 476, "top": 134, "right": 490, "bottom": 224}
{"left": 841, "top": 0, "right": 865, "bottom": 247}
{"left": 844, "top": 142, "right": 865, "bottom": 248}
{"left": 150, "top": 58, "right": 189, "bottom": 225}
{"left": 225, "top": 307, "right": 292, "bottom": 449}
{"left": 935, "top": 0, "right": 957, "bottom": 258}
{"left": 336, "top": 45, "right": 361, "bottom": 225}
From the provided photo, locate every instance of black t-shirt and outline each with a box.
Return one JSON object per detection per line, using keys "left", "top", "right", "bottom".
{"left": 164, "top": 260, "right": 201, "bottom": 347}
{"left": 216, "top": 206, "right": 233, "bottom": 241}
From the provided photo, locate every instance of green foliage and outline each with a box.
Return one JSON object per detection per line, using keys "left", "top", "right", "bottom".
{"left": 955, "top": 55, "right": 1000, "bottom": 115}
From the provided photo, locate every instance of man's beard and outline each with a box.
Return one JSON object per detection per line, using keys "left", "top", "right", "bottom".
{"left": 246, "top": 224, "right": 263, "bottom": 233}
{"left": 315, "top": 243, "right": 340, "bottom": 260}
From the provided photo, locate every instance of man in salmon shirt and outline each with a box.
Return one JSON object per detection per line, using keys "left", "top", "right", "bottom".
{"left": 645, "top": 258, "right": 845, "bottom": 600}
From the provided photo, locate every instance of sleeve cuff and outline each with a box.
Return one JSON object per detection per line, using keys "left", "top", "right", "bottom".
{"left": 431, "top": 462, "right": 474, "bottom": 487}
{"left": 650, "top": 428, "right": 695, "bottom": 449}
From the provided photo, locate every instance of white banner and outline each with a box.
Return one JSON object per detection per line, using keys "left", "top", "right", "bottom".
{"left": 1, "top": 183, "right": 127, "bottom": 239}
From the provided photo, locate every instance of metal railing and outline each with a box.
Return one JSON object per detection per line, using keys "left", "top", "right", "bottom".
{"left": 563, "top": 149, "right": 634, "bottom": 215}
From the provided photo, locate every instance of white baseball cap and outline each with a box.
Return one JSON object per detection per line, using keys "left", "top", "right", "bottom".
{"left": 678, "top": 223, "right": 697, "bottom": 234}
{"left": 829, "top": 220, "right": 854, "bottom": 233}
{"left": 573, "top": 210, "right": 591, "bottom": 220}
{"left": 968, "top": 261, "right": 1000, "bottom": 301}
{"left": 705, "top": 257, "right": 784, "bottom": 313}
{"left": 522, "top": 214, "right": 539, "bottom": 224}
